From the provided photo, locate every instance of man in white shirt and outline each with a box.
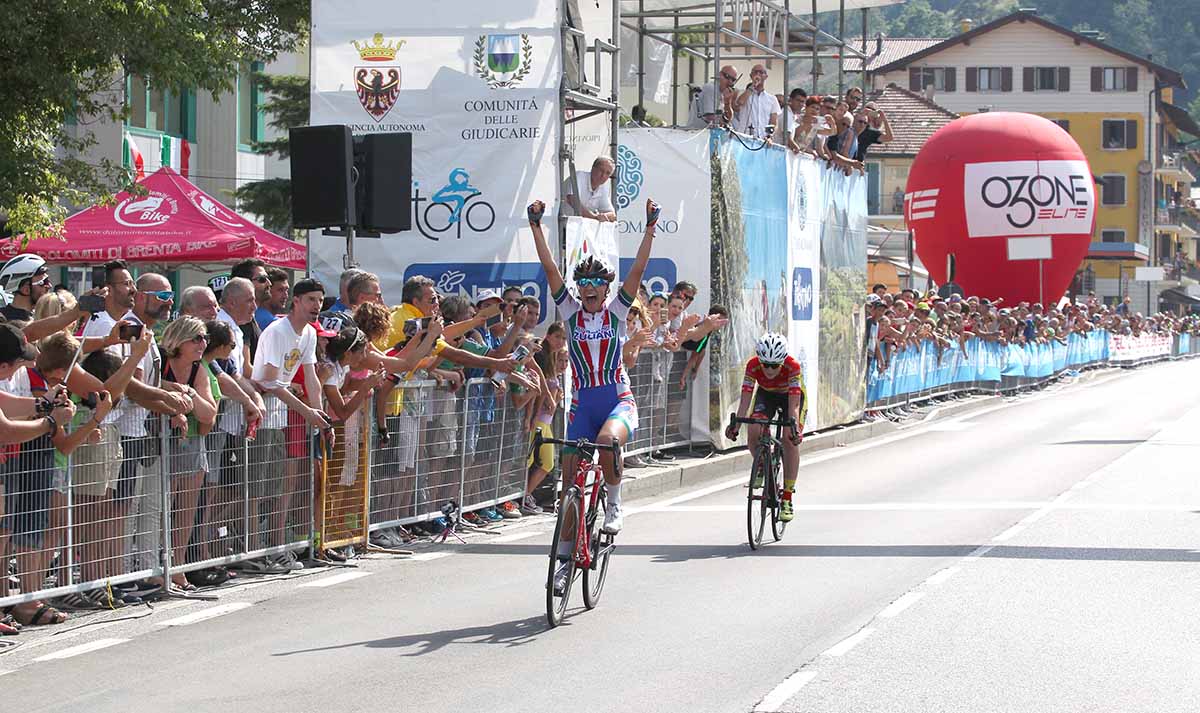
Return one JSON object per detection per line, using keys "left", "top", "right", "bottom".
{"left": 250, "top": 278, "right": 330, "bottom": 564}
{"left": 774, "top": 88, "right": 806, "bottom": 148}
{"left": 80, "top": 265, "right": 191, "bottom": 575}
{"left": 564, "top": 156, "right": 616, "bottom": 222}
{"left": 690, "top": 65, "right": 739, "bottom": 128}
{"left": 733, "top": 64, "right": 780, "bottom": 140}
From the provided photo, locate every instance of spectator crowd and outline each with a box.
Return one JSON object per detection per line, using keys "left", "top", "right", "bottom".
{"left": 863, "top": 283, "right": 1200, "bottom": 415}
{"left": 0, "top": 250, "right": 724, "bottom": 632}
{"left": 687, "top": 67, "right": 894, "bottom": 172}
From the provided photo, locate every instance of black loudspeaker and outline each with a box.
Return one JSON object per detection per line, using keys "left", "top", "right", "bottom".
{"left": 289, "top": 125, "right": 355, "bottom": 229}
{"left": 358, "top": 133, "right": 412, "bottom": 233}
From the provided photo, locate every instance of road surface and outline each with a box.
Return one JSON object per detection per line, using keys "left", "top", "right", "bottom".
{"left": 6, "top": 360, "right": 1199, "bottom": 712}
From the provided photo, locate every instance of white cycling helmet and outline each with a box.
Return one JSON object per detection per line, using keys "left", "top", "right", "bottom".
{"left": 755, "top": 332, "right": 789, "bottom": 364}
{"left": 0, "top": 253, "right": 48, "bottom": 294}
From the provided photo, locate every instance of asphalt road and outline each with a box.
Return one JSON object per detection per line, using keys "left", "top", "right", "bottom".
{"left": 5, "top": 360, "right": 1200, "bottom": 713}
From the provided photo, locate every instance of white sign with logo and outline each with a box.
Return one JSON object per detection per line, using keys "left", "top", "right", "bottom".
{"left": 964, "top": 160, "right": 1094, "bottom": 238}
{"left": 614, "top": 128, "right": 712, "bottom": 440}
{"left": 309, "top": 0, "right": 561, "bottom": 299}
{"left": 786, "top": 151, "right": 822, "bottom": 418}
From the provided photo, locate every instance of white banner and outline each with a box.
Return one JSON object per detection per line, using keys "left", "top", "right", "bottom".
{"left": 787, "top": 152, "right": 822, "bottom": 423}
{"left": 1110, "top": 333, "right": 1171, "bottom": 362}
{"left": 309, "top": 1, "right": 561, "bottom": 318}
{"left": 614, "top": 128, "right": 712, "bottom": 440}
{"left": 564, "top": 217, "right": 619, "bottom": 294}
{"left": 964, "top": 160, "right": 1094, "bottom": 238}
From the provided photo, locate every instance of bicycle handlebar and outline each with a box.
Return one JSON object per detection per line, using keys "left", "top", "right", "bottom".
{"left": 531, "top": 430, "right": 621, "bottom": 455}
{"left": 730, "top": 413, "right": 797, "bottom": 429}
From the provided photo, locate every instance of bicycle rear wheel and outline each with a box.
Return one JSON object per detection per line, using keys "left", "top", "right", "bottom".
{"left": 770, "top": 448, "right": 786, "bottom": 541}
{"left": 582, "top": 487, "right": 611, "bottom": 609}
{"left": 546, "top": 487, "right": 582, "bottom": 627}
{"left": 746, "top": 451, "right": 769, "bottom": 550}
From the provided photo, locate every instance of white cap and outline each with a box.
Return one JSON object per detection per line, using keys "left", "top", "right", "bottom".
{"left": 475, "top": 288, "right": 503, "bottom": 305}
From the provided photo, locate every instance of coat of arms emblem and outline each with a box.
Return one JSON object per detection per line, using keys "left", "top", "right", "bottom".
{"left": 473, "top": 34, "right": 533, "bottom": 89}
{"left": 352, "top": 33, "right": 404, "bottom": 121}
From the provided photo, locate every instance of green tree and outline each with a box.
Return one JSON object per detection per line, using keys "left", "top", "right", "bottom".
{"left": 884, "top": 0, "right": 956, "bottom": 37}
{"left": 233, "top": 74, "right": 309, "bottom": 236}
{"left": 0, "top": 1, "right": 309, "bottom": 242}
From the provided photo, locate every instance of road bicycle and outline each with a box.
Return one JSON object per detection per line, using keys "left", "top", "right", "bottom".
{"left": 530, "top": 431, "right": 620, "bottom": 627}
{"left": 730, "top": 413, "right": 796, "bottom": 550}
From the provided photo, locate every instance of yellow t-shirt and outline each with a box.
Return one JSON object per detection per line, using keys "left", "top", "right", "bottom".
{"left": 374, "top": 303, "right": 450, "bottom": 415}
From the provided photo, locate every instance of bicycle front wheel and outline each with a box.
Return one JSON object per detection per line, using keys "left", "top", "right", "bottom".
{"left": 770, "top": 447, "right": 786, "bottom": 541}
{"left": 582, "top": 487, "right": 611, "bottom": 609}
{"left": 747, "top": 451, "right": 769, "bottom": 550}
{"left": 546, "top": 487, "right": 582, "bottom": 627}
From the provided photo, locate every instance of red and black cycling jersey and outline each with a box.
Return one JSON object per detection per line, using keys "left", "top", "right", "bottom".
{"left": 741, "top": 355, "right": 804, "bottom": 396}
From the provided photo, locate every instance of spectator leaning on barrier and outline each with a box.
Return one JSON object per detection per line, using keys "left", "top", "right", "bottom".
{"left": 691, "top": 64, "right": 739, "bottom": 128}
{"left": 733, "top": 64, "right": 780, "bottom": 140}
{"left": 255, "top": 267, "right": 289, "bottom": 330}
{"left": 329, "top": 268, "right": 365, "bottom": 315}
{"left": 159, "top": 316, "right": 218, "bottom": 590}
{"left": 565, "top": 155, "right": 617, "bottom": 222}
{"left": 0, "top": 254, "right": 52, "bottom": 322}
{"left": 230, "top": 258, "right": 268, "bottom": 358}
{"left": 853, "top": 104, "right": 894, "bottom": 162}
{"left": 776, "top": 88, "right": 807, "bottom": 148}
{"left": 249, "top": 278, "right": 332, "bottom": 572}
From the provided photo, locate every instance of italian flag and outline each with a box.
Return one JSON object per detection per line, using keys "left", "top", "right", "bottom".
{"left": 160, "top": 135, "right": 191, "bottom": 178}
{"left": 122, "top": 130, "right": 145, "bottom": 180}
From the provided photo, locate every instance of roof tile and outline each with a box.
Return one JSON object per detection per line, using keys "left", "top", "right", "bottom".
{"left": 861, "top": 83, "right": 958, "bottom": 157}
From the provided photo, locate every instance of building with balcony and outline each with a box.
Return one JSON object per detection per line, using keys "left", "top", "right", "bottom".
{"left": 855, "top": 8, "right": 1197, "bottom": 312}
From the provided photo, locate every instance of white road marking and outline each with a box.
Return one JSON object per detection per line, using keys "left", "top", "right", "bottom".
{"left": 925, "top": 422, "right": 977, "bottom": 432}
{"left": 753, "top": 671, "right": 818, "bottom": 712}
{"left": 34, "top": 638, "right": 129, "bottom": 662}
{"left": 924, "top": 566, "right": 960, "bottom": 586}
{"left": 489, "top": 531, "right": 544, "bottom": 543}
{"left": 992, "top": 524, "right": 1025, "bottom": 542}
{"left": 641, "top": 501, "right": 1051, "bottom": 513}
{"left": 408, "top": 552, "right": 454, "bottom": 562}
{"left": 157, "top": 602, "right": 254, "bottom": 626}
{"left": 823, "top": 627, "right": 875, "bottom": 657}
{"left": 877, "top": 592, "right": 925, "bottom": 619}
{"left": 298, "top": 571, "right": 372, "bottom": 588}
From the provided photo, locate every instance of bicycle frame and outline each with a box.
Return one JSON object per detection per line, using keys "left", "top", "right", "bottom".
{"left": 572, "top": 454, "right": 605, "bottom": 570}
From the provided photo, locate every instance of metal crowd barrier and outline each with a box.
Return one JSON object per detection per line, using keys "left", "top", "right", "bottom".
{"left": 0, "top": 393, "right": 315, "bottom": 609}
{"left": 623, "top": 348, "right": 695, "bottom": 457}
{"left": 866, "top": 328, "right": 1199, "bottom": 411}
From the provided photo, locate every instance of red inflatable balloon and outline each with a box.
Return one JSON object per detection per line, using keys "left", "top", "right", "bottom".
{"left": 905, "top": 112, "right": 1096, "bottom": 305}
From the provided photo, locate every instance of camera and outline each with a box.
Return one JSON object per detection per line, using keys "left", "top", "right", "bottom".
{"left": 80, "top": 392, "right": 99, "bottom": 410}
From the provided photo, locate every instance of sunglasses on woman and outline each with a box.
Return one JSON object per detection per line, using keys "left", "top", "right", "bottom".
{"left": 577, "top": 277, "right": 609, "bottom": 288}
{"left": 760, "top": 361, "right": 782, "bottom": 370}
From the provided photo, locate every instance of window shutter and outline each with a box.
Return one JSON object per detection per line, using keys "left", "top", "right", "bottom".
{"left": 1091, "top": 67, "right": 1103, "bottom": 91}
{"left": 1001, "top": 67, "right": 1014, "bottom": 92}
{"left": 965, "top": 67, "right": 977, "bottom": 92}
{"left": 944, "top": 67, "right": 957, "bottom": 92}
{"left": 1126, "top": 67, "right": 1138, "bottom": 91}
{"left": 1126, "top": 119, "right": 1138, "bottom": 150}
{"left": 1058, "top": 67, "right": 1070, "bottom": 92}
{"left": 909, "top": 68, "right": 921, "bottom": 91}
{"left": 1023, "top": 67, "right": 1035, "bottom": 91}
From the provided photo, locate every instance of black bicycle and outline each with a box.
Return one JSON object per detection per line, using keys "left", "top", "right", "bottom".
{"left": 730, "top": 413, "right": 796, "bottom": 550}
{"left": 530, "top": 431, "right": 621, "bottom": 627}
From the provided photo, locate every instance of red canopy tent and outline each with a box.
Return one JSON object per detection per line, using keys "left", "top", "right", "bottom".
{"left": 2, "top": 167, "right": 305, "bottom": 269}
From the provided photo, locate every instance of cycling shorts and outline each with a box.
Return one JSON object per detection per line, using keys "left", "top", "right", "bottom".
{"left": 568, "top": 383, "right": 638, "bottom": 449}
{"left": 752, "top": 389, "right": 788, "bottom": 421}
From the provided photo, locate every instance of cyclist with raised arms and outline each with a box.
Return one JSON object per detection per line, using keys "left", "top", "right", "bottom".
{"left": 528, "top": 197, "right": 659, "bottom": 541}
{"left": 725, "top": 333, "right": 807, "bottom": 522}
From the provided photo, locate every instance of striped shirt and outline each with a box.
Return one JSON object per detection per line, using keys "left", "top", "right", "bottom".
{"left": 553, "top": 284, "right": 634, "bottom": 390}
